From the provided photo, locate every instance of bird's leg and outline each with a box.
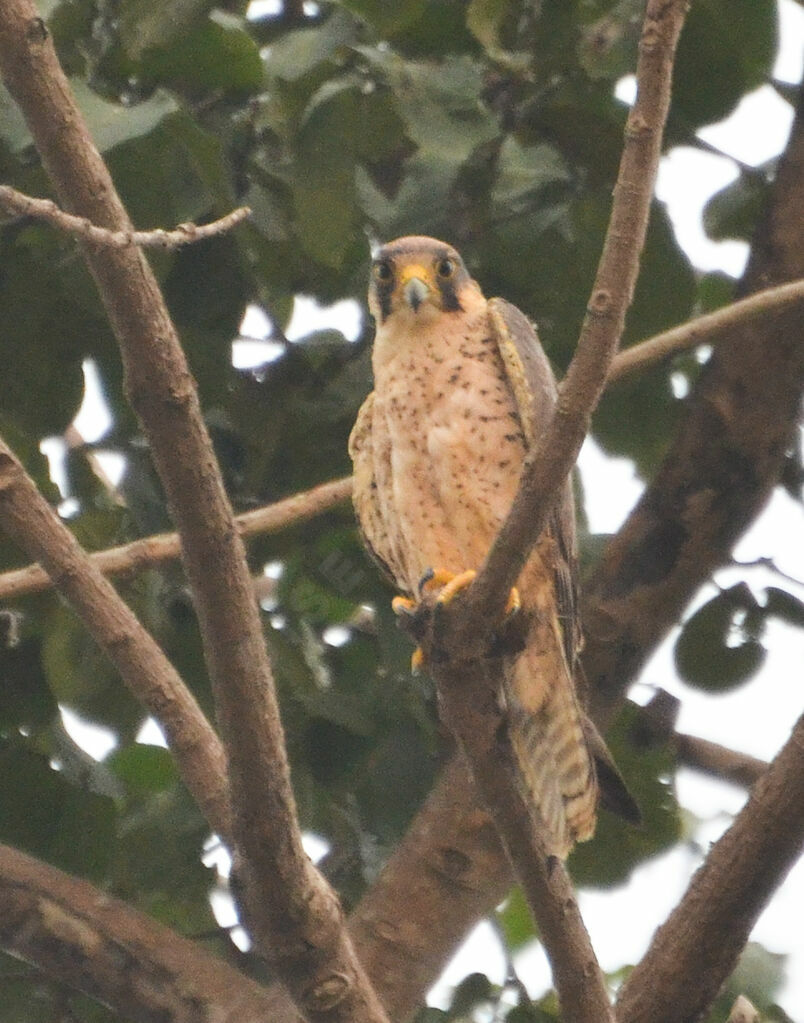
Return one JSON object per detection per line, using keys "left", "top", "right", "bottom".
{"left": 393, "top": 568, "right": 520, "bottom": 672}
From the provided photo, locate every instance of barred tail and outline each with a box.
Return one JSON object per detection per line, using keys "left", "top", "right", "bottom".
{"left": 508, "top": 662, "right": 598, "bottom": 859}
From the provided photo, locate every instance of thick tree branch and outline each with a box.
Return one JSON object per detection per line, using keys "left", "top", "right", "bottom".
{"left": 0, "top": 439, "right": 233, "bottom": 842}
{"left": 0, "top": 183, "right": 250, "bottom": 247}
{"left": 431, "top": 653, "right": 616, "bottom": 1023}
{"left": 0, "top": 5, "right": 387, "bottom": 1021}
{"left": 0, "top": 477, "right": 353, "bottom": 602}
{"left": 0, "top": 843, "right": 286, "bottom": 1023}
{"left": 616, "top": 708, "right": 804, "bottom": 1023}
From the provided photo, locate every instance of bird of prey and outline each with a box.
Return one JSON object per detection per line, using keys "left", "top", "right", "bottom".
{"left": 349, "top": 235, "right": 638, "bottom": 858}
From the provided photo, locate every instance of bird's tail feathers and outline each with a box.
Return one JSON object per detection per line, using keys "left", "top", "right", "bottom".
{"left": 508, "top": 677, "right": 598, "bottom": 859}
{"left": 580, "top": 715, "right": 642, "bottom": 825}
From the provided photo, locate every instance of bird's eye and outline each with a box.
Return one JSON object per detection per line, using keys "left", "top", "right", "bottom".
{"left": 437, "top": 257, "right": 455, "bottom": 278}
{"left": 374, "top": 260, "right": 393, "bottom": 282}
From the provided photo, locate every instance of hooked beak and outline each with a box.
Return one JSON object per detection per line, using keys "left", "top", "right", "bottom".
{"left": 403, "top": 276, "right": 430, "bottom": 313}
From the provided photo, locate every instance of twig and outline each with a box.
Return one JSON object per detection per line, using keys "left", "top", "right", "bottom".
{"left": 675, "top": 733, "right": 767, "bottom": 789}
{"left": 0, "top": 5, "right": 388, "bottom": 1022}
{"left": 0, "top": 184, "right": 251, "bottom": 248}
{"left": 616, "top": 708, "right": 804, "bottom": 1023}
{"left": 453, "top": 1, "right": 689, "bottom": 643}
{"left": 608, "top": 279, "right": 804, "bottom": 383}
{"left": 632, "top": 690, "right": 768, "bottom": 789}
{"left": 0, "top": 477, "right": 353, "bottom": 601}
{"left": 0, "top": 438, "right": 233, "bottom": 842}
{"left": 0, "top": 843, "right": 289, "bottom": 1023}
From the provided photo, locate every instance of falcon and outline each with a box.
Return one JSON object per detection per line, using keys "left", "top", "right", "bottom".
{"left": 349, "top": 236, "right": 638, "bottom": 858}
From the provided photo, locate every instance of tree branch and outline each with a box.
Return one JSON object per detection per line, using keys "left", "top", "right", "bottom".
{"left": 0, "top": 183, "right": 251, "bottom": 248}
{"left": 675, "top": 733, "right": 767, "bottom": 789}
{"left": 455, "top": 1, "right": 690, "bottom": 639}
{"left": 616, "top": 708, "right": 804, "bottom": 1023}
{"left": 0, "top": 5, "right": 387, "bottom": 1021}
{"left": 607, "top": 278, "right": 804, "bottom": 384}
{"left": 0, "top": 843, "right": 292, "bottom": 1023}
{"left": 632, "top": 689, "right": 768, "bottom": 789}
{"left": 410, "top": 3, "right": 690, "bottom": 1021}
{"left": 0, "top": 438, "right": 233, "bottom": 842}
{"left": 0, "top": 476, "right": 353, "bottom": 602}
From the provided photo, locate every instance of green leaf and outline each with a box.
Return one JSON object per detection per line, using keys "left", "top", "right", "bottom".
{"left": 108, "top": 743, "right": 179, "bottom": 798}
{"left": 337, "top": 0, "right": 427, "bottom": 38}
{"left": 139, "top": 12, "right": 263, "bottom": 95}
{"left": 703, "top": 170, "right": 769, "bottom": 244}
{"left": 491, "top": 139, "right": 569, "bottom": 214}
{"left": 672, "top": 0, "right": 777, "bottom": 129}
{"left": 266, "top": 9, "right": 358, "bottom": 82}
{"left": 71, "top": 80, "right": 180, "bottom": 153}
{"left": 447, "top": 972, "right": 494, "bottom": 1018}
{"left": 674, "top": 585, "right": 767, "bottom": 692}
{"left": 0, "top": 743, "right": 117, "bottom": 879}
{"left": 764, "top": 587, "right": 804, "bottom": 628}
{"left": 496, "top": 885, "right": 537, "bottom": 951}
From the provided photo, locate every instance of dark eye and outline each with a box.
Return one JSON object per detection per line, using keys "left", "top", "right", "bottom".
{"left": 374, "top": 260, "right": 393, "bottom": 282}
{"left": 437, "top": 257, "right": 455, "bottom": 278}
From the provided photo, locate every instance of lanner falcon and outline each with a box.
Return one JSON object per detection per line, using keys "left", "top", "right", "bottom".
{"left": 349, "top": 236, "right": 638, "bottom": 858}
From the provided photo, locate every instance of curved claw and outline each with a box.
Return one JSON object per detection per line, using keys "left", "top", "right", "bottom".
{"left": 435, "top": 569, "right": 477, "bottom": 605}
{"left": 504, "top": 586, "right": 521, "bottom": 616}
{"left": 392, "top": 595, "right": 417, "bottom": 617}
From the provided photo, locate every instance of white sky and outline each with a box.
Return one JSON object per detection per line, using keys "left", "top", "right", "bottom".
{"left": 53, "top": 0, "right": 804, "bottom": 1015}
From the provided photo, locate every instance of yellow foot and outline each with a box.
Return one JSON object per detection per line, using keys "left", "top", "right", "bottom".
{"left": 392, "top": 569, "right": 520, "bottom": 675}
{"left": 428, "top": 568, "right": 520, "bottom": 617}
{"left": 391, "top": 595, "right": 425, "bottom": 672}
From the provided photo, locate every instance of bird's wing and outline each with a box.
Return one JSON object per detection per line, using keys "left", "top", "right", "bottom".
{"left": 348, "top": 391, "right": 406, "bottom": 589}
{"left": 488, "top": 297, "right": 582, "bottom": 674}
{"left": 489, "top": 297, "right": 641, "bottom": 830}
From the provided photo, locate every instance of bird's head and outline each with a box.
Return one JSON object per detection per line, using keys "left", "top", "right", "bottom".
{"left": 368, "top": 236, "right": 483, "bottom": 327}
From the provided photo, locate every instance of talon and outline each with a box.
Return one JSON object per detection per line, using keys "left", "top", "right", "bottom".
{"left": 419, "top": 567, "right": 455, "bottom": 595}
{"left": 436, "top": 569, "right": 477, "bottom": 605}
{"left": 392, "top": 595, "right": 416, "bottom": 616}
{"left": 411, "top": 647, "right": 426, "bottom": 674}
{"left": 504, "top": 586, "right": 521, "bottom": 616}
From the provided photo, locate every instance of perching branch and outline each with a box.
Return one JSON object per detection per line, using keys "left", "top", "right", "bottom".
{"left": 0, "top": 843, "right": 286, "bottom": 1023}
{"left": 0, "top": 5, "right": 388, "bottom": 1022}
{"left": 0, "top": 183, "right": 251, "bottom": 248}
{"left": 616, "top": 708, "right": 804, "bottom": 1023}
{"left": 0, "top": 476, "right": 353, "bottom": 602}
{"left": 404, "top": 3, "right": 690, "bottom": 1021}
{"left": 0, "top": 438, "right": 233, "bottom": 842}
